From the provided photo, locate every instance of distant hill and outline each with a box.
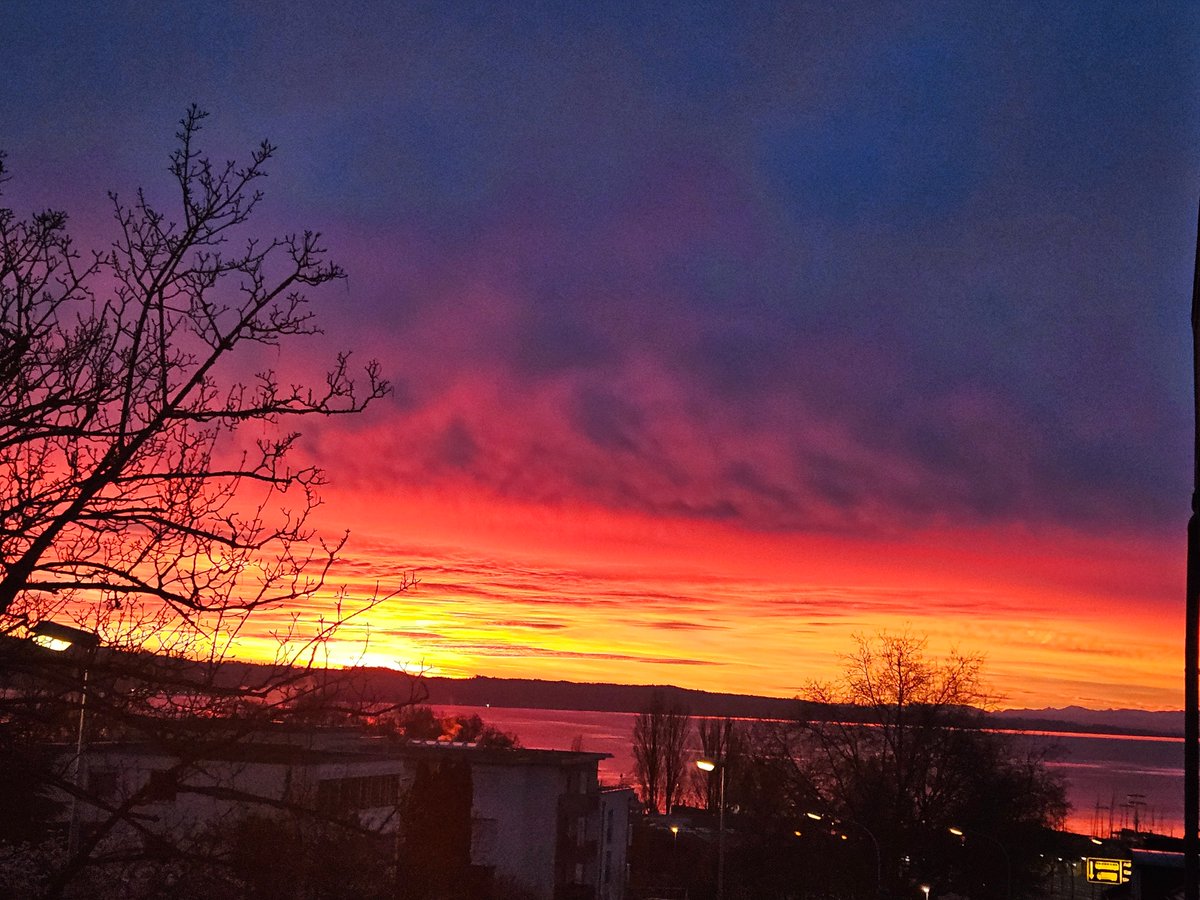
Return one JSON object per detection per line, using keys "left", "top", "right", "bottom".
{"left": 40, "top": 640, "right": 1174, "bottom": 739}
{"left": 412, "top": 674, "right": 810, "bottom": 720}
{"left": 388, "top": 672, "right": 1184, "bottom": 738}
{"left": 992, "top": 706, "right": 1183, "bottom": 738}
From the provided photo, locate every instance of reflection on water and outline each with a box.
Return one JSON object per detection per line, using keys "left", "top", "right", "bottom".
{"left": 436, "top": 705, "right": 1184, "bottom": 836}
{"left": 1013, "top": 731, "right": 1183, "bottom": 836}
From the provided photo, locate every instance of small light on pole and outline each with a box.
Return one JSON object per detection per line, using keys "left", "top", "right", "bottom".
{"left": 948, "top": 826, "right": 1011, "bottom": 900}
{"left": 31, "top": 620, "right": 100, "bottom": 654}
{"left": 921, "top": 884, "right": 931, "bottom": 900}
{"left": 808, "top": 811, "right": 882, "bottom": 898}
{"left": 696, "top": 757, "right": 726, "bottom": 900}
{"left": 30, "top": 620, "right": 100, "bottom": 859}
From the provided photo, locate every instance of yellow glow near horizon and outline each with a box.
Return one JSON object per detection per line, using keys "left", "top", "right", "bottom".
{"left": 47, "top": 482, "right": 1184, "bottom": 712}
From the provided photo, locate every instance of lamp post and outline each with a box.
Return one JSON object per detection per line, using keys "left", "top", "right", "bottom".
{"left": 808, "top": 811, "right": 881, "bottom": 899}
{"left": 950, "top": 827, "right": 1011, "bottom": 900}
{"left": 696, "top": 757, "right": 726, "bottom": 900}
{"left": 1185, "top": 192, "right": 1200, "bottom": 900}
{"left": 31, "top": 620, "right": 100, "bottom": 858}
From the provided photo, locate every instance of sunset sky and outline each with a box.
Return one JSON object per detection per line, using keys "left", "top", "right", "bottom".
{"left": 4, "top": 3, "right": 1199, "bottom": 710}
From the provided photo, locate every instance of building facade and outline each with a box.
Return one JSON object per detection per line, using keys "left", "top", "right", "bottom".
{"left": 63, "top": 731, "right": 631, "bottom": 900}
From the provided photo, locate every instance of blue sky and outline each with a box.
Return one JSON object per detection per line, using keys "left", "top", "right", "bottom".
{"left": 3, "top": 2, "right": 1199, "bottom": 705}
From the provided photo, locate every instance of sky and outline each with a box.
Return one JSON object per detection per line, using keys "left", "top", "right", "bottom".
{"left": 3, "top": 2, "right": 1199, "bottom": 709}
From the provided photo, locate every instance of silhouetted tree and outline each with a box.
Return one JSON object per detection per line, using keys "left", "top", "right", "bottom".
{"left": 796, "top": 632, "right": 1067, "bottom": 899}
{"left": 692, "top": 717, "right": 741, "bottom": 811}
{"left": 0, "top": 107, "right": 414, "bottom": 897}
{"left": 1, "top": 103, "right": 392, "bottom": 632}
{"left": 630, "top": 636, "right": 1068, "bottom": 900}
{"left": 632, "top": 693, "right": 692, "bottom": 814}
{"left": 397, "top": 758, "right": 474, "bottom": 900}
{"left": 373, "top": 705, "right": 520, "bottom": 748}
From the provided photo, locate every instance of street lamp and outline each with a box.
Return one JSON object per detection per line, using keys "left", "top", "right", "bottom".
{"left": 696, "top": 757, "right": 726, "bottom": 900}
{"left": 31, "top": 620, "right": 100, "bottom": 858}
{"left": 669, "top": 824, "right": 681, "bottom": 884}
{"left": 949, "top": 826, "right": 1011, "bottom": 900}
{"left": 31, "top": 620, "right": 100, "bottom": 654}
{"left": 920, "top": 883, "right": 931, "bottom": 900}
{"left": 808, "top": 811, "right": 882, "bottom": 899}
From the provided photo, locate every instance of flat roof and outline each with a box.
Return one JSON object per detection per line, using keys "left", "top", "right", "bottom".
{"left": 64, "top": 736, "right": 610, "bottom": 769}
{"left": 395, "top": 741, "right": 610, "bottom": 767}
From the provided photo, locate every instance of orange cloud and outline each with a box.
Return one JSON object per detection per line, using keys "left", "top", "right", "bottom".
{"left": 219, "top": 476, "right": 1183, "bottom": 710}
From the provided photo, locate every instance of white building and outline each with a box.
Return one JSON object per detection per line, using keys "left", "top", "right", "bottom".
{"left": 64, "top": 730, "right": 632, "bottom": 900}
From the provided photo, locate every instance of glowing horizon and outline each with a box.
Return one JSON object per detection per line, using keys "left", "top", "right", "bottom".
{"left": 218, "top": 484, "right": 1183, "bottom": 711}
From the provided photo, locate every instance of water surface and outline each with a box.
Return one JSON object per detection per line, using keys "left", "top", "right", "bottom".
{"left": 436, "top": 704, "right": 1184, "bottom": 836}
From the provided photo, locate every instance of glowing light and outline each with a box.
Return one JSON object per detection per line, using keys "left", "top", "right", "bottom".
{"left": 32, "top": 635, "right": 73, "bottom": 652}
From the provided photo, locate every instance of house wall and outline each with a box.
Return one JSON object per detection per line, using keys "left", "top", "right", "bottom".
{"left": 79, "top": 746, "right": 409, "bottom": 841}
{"left": 597, "top": 788, "right": 635, "bottom": 900}
{"left": 70, "top": 739, "right": 626, "bottom": 900}
{"left": 471, "top": 761, "right": 569, "bottom": 899}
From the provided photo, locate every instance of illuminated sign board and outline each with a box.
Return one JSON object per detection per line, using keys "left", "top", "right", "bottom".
{"left": 1085, "top": 858, "right": 1131, "bottom": 885}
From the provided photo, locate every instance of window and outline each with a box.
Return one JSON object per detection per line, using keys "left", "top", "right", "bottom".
{"left": 88, "top": 768, "right": 118, "bottom": 799}
{"left": 145, "top": 769, "right": 176, "bottom": 801}
{"left": 471, "top": 817, "right": 499, "bottom": 861}
{"left": 316, "top": 774, "right": 400, "bottom": 812}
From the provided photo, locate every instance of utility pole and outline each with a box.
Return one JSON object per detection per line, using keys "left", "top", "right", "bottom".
{"left": 1186, "top": 195, "right": 1200, "bottom": 900}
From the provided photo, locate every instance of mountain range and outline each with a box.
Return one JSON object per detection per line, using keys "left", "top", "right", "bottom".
{"left": 412, "top": 674, "right": 1184, "bottom": 738}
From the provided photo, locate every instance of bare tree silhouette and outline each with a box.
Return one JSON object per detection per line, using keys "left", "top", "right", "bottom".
{"left": 0, "top": 107, "right": 418, "bottom": 897}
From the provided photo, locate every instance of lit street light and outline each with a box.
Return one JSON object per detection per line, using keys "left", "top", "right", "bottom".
{"left": 669, "top": 823, "right": 681, "bottom": 885}
{"left": 31, "top": 620, "right": 100, "bottom": 654}
{"left": 696, "top": 757, "right": 726, "bottom": 900}
{"left": 30, "top": 620, "right": 100, "bottom": 858}
{"left": 807, "top": 811, "right": 881, "bottom": 899}
{"left": 949, "top": 826, "right": 1011, "bottom": 900}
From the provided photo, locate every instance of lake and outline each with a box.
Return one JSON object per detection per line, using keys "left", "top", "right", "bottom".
{"left": 435, "top": 704, "right": 1184, "bottom": 837}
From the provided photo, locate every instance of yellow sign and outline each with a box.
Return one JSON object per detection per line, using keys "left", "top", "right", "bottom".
{"left": 1085, "top": 858, "right": 1131, "bottom": 885}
